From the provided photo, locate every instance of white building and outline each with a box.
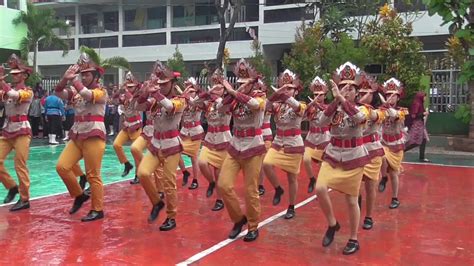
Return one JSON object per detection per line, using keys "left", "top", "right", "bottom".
{"left": 32, "top": 0, "right": 450, "bottom": 85}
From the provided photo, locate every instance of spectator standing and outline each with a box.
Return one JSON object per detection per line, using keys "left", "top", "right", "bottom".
{"left": 44, "top": 93, "right": 65, "bottom": 145}
{"left": 28, "top": 91, "right": 42, "bottom": 138}
{"left": 62, "top": 98, "right": 75, "bottom": 141}
{"left": 405, "top": 91, "right": 430, "bottom": 162}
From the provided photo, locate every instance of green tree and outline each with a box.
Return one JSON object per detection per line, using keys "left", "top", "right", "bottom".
{"left": 362, "top": 4, "right": 428, "bottom": 106}
{"left": 13, "top": 3, "right": 71, "bottom": 73}
{"left": 167, "top": 46, "right": 188, "bottom": 78}
{"left": 320, "top": 33, "right": 372, "bottom": 77}
{"left": 283, "top": 22, "right": 325, "bottom": 89}
{"left": 248, "top": 40, "right": 272, "bottom": 87}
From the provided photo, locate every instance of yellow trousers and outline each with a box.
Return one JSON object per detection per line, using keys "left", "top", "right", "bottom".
{"left": 137, "top": 152, "right": 180, "bottom": 219}
{"left": 0, "top": 135, "right": 31, "bottom": 201}
{"left": 56, "top": 137, "right": 106, "bottom": 211}
{"left": 131, "top": 136, "right": 163, "bottom": 192}
{"left": 218, "top": 154, "right": 264, "bottom": 231}
{"left": 72, "top": 164, "right": 85, "bottom": 177}
{"left": 113, "top": 128, "right": 141, "bottom": 166}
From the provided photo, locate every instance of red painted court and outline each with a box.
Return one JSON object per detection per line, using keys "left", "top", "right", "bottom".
{"left": 0, "top": 163, "right": 473, "bottom": 265}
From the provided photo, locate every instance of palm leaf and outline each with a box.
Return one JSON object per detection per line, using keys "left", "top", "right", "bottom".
{"left": 79, "top": 46, "right": 102, "bottom": 66}
{"left": 19, "top": 37, "right": 32, "bottom": 61}
{"left": 102, "top": 56, "right": 130, "bottom": 70}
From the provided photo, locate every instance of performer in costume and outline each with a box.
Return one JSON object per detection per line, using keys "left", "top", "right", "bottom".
{"left": 130, "top": 72, "right": 165, "bottom": 195}
{"left": 112, "top": 71, "right": 143, "bottom": 183}
{"left": 218, "top": 59, "right": 266, "bottom": 242}
{"left": 195, "top": 69, "right": 232, "bottom": 211}
{"left": 257, "top": 80, "right": 271, "bottom": 196}
{"left": 136, "top": 61, "right": 185, "bottom": 231}
{"left": 263, "top": 69, "right": 306, "bottom": 219}
{"left": 303, "top": 76, "right": 331, "bottom": 194}
{"left": 315, "top": 62, "right": 371, "bottom": 255}
{"left": 378, "top": 78, "right": 408, "bottom": 209}
{"left": 0, "top": 54, "right": 33, "bottom": 211}
{"left": 357, "top": 73, "right": 386, "bottom": 229}
{"left": 178, "top": 77, "right": 205, "bottom": 190}
{"left": 55, "top": 53, "right": 108, "bottom": 222}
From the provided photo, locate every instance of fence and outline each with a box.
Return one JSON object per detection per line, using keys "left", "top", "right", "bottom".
{"left": 429, "top": 69, "right": 469, "bottom": 112}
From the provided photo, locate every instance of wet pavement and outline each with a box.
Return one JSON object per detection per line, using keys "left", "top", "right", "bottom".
{"left": 0, "top": 143, "right": 473, "bottom": 265}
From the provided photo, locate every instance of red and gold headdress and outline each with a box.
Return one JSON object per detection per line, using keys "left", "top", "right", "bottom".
{"left": 278, "top": 69, "right": 302, "bottom": 91}
{"left": 124, "top": 71, "right": 138, "bottom": 87}
{"left": 234, "top": 58, "right": 259, "bottom": 83}
{"left": 309, "top": 76, "right": 328, "bottom": 94}
{"left": 184, "top": 77, "right": 202, "bottom": 92}
{"left": 332, "top": 62, "right": 362, "bottom": 86}
{"left": 210, "top": 68, "right": 224, "bottom": 86}
{"left": 77, "top": 53, "right": 104, "bottom": 76}
{"left": 151, "top": 60, "right": 175, "bottom": 84}
{"left": 382, "top": 78, "right": 403, "bottom": 95}
{"left": 359, "top": 73, "right": 379, "bottom": 93}
{"left": 8, "top": 54, "right": 32, "bottom": 75}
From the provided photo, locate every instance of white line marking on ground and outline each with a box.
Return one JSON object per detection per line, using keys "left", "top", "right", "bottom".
{"left": 176, "top": 190, "right": 330, "bottom": 266}
{"left": 0, "top": 179, "right": 131, "bottom": 207}
{"left": 404, "top": 162, "right": 474, "bottom": 169}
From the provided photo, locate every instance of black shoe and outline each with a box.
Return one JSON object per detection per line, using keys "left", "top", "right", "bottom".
{"left": 343, "top": 239, "right": 360, "bottom": 255}
{"left": 284, "top": 207, "right": 295, "bottom": 219}
{"left": 322, "top": 222, "right": 340, "bottom": 247}
{"left": 81, "top": 210, "right": 104, "bottom": 222}
{"left": 159, "top": 218, "right": 176, "bottom": 231}
{"left": 243, "top": 230, "right": 259, "bottom": 242}
{"left": 3, "top": 186, "right": 18, "bottom": 204}
{"left": 378, "top": 176, "right": 388, "bottom": 192}
{"left": 9, "top": 200, "right": 30, "bottom": 212}
{"left": 130, "top": 175, "right": 139, "bottom": 185}
{"left": 121, "top": 162, "right": 133, "bottom": 177}
{"left": 308, "top": 177, "right": 316, "bottom": 193}
{"left": 182, "top": 171, "right": 190, "bottom": 186}
{"left": 148, "top": 201, "right": 165, "bottom": 223}
{"left": 362, "top": 217, "right": 373, "bottom": 230}
{"left": 272, "top": 186, "right": 284, "bottom": 206}
{"left": 189, "top": 179, "right": 199, "bottom": 190}
{"left": 206, "top": 181, "right": 215, "bottom": 198}
{"left": 228, "top": 216, "right": 247, "bottom": 239}
{"left": 69, "top": 193, "right": 90, "bottom": 214}
{"left": 358, "top": 194, "right": 362, "bottom": 211}
{"left": 258, "top": 185, "right": 265, "bottom": 196}
{"left": 79, "top": 175, "right": 87, "bottom": 190}
{"left": 159, "top": 192, "right": 165, "bottom": 199}
{"left": 389, "top": 198, "right": 400, "bottom": 209}
{"left": 211, "top": 199, "right": 224, "bottom": 211}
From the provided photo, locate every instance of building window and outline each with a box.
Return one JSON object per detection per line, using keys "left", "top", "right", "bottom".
{"left": 124, "top": 6, "right": 166, "bottom": 31}
{"left": 81, "top": 13, "right": 98, "bottom": 34}
{"left": 264, "top": 7, "right": 313, "bottom": 23}
{"left": 123, "top": 33, "right": 166, "bottom": 47}
{"left": 0, "top": 0, "right": 4, "bottom": 6}
{"left": 395, "top": 0, "right": 427, "bottom": 12}
{"left": 38, "top": 39, "right": 75, "bottom": 52}
{"left": 79, "top": 36, "right": 118, "bottom": 48}
{"left": 173, "top": 1, "right": 218, "bottom": 27}
{"left": 171, "top": 27, "right": 257, "bottom": 44}
{"left": 265, "top": 0, "right": 306, "bottom": 6}
{"left": 7, "top": 0, "right": 20, "bottom": 9}
{"left": 242, "top": 0, "right": 259, "bottom": 22}
{"left": 104, "top": 11, "right": 119, "bottom": 32}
